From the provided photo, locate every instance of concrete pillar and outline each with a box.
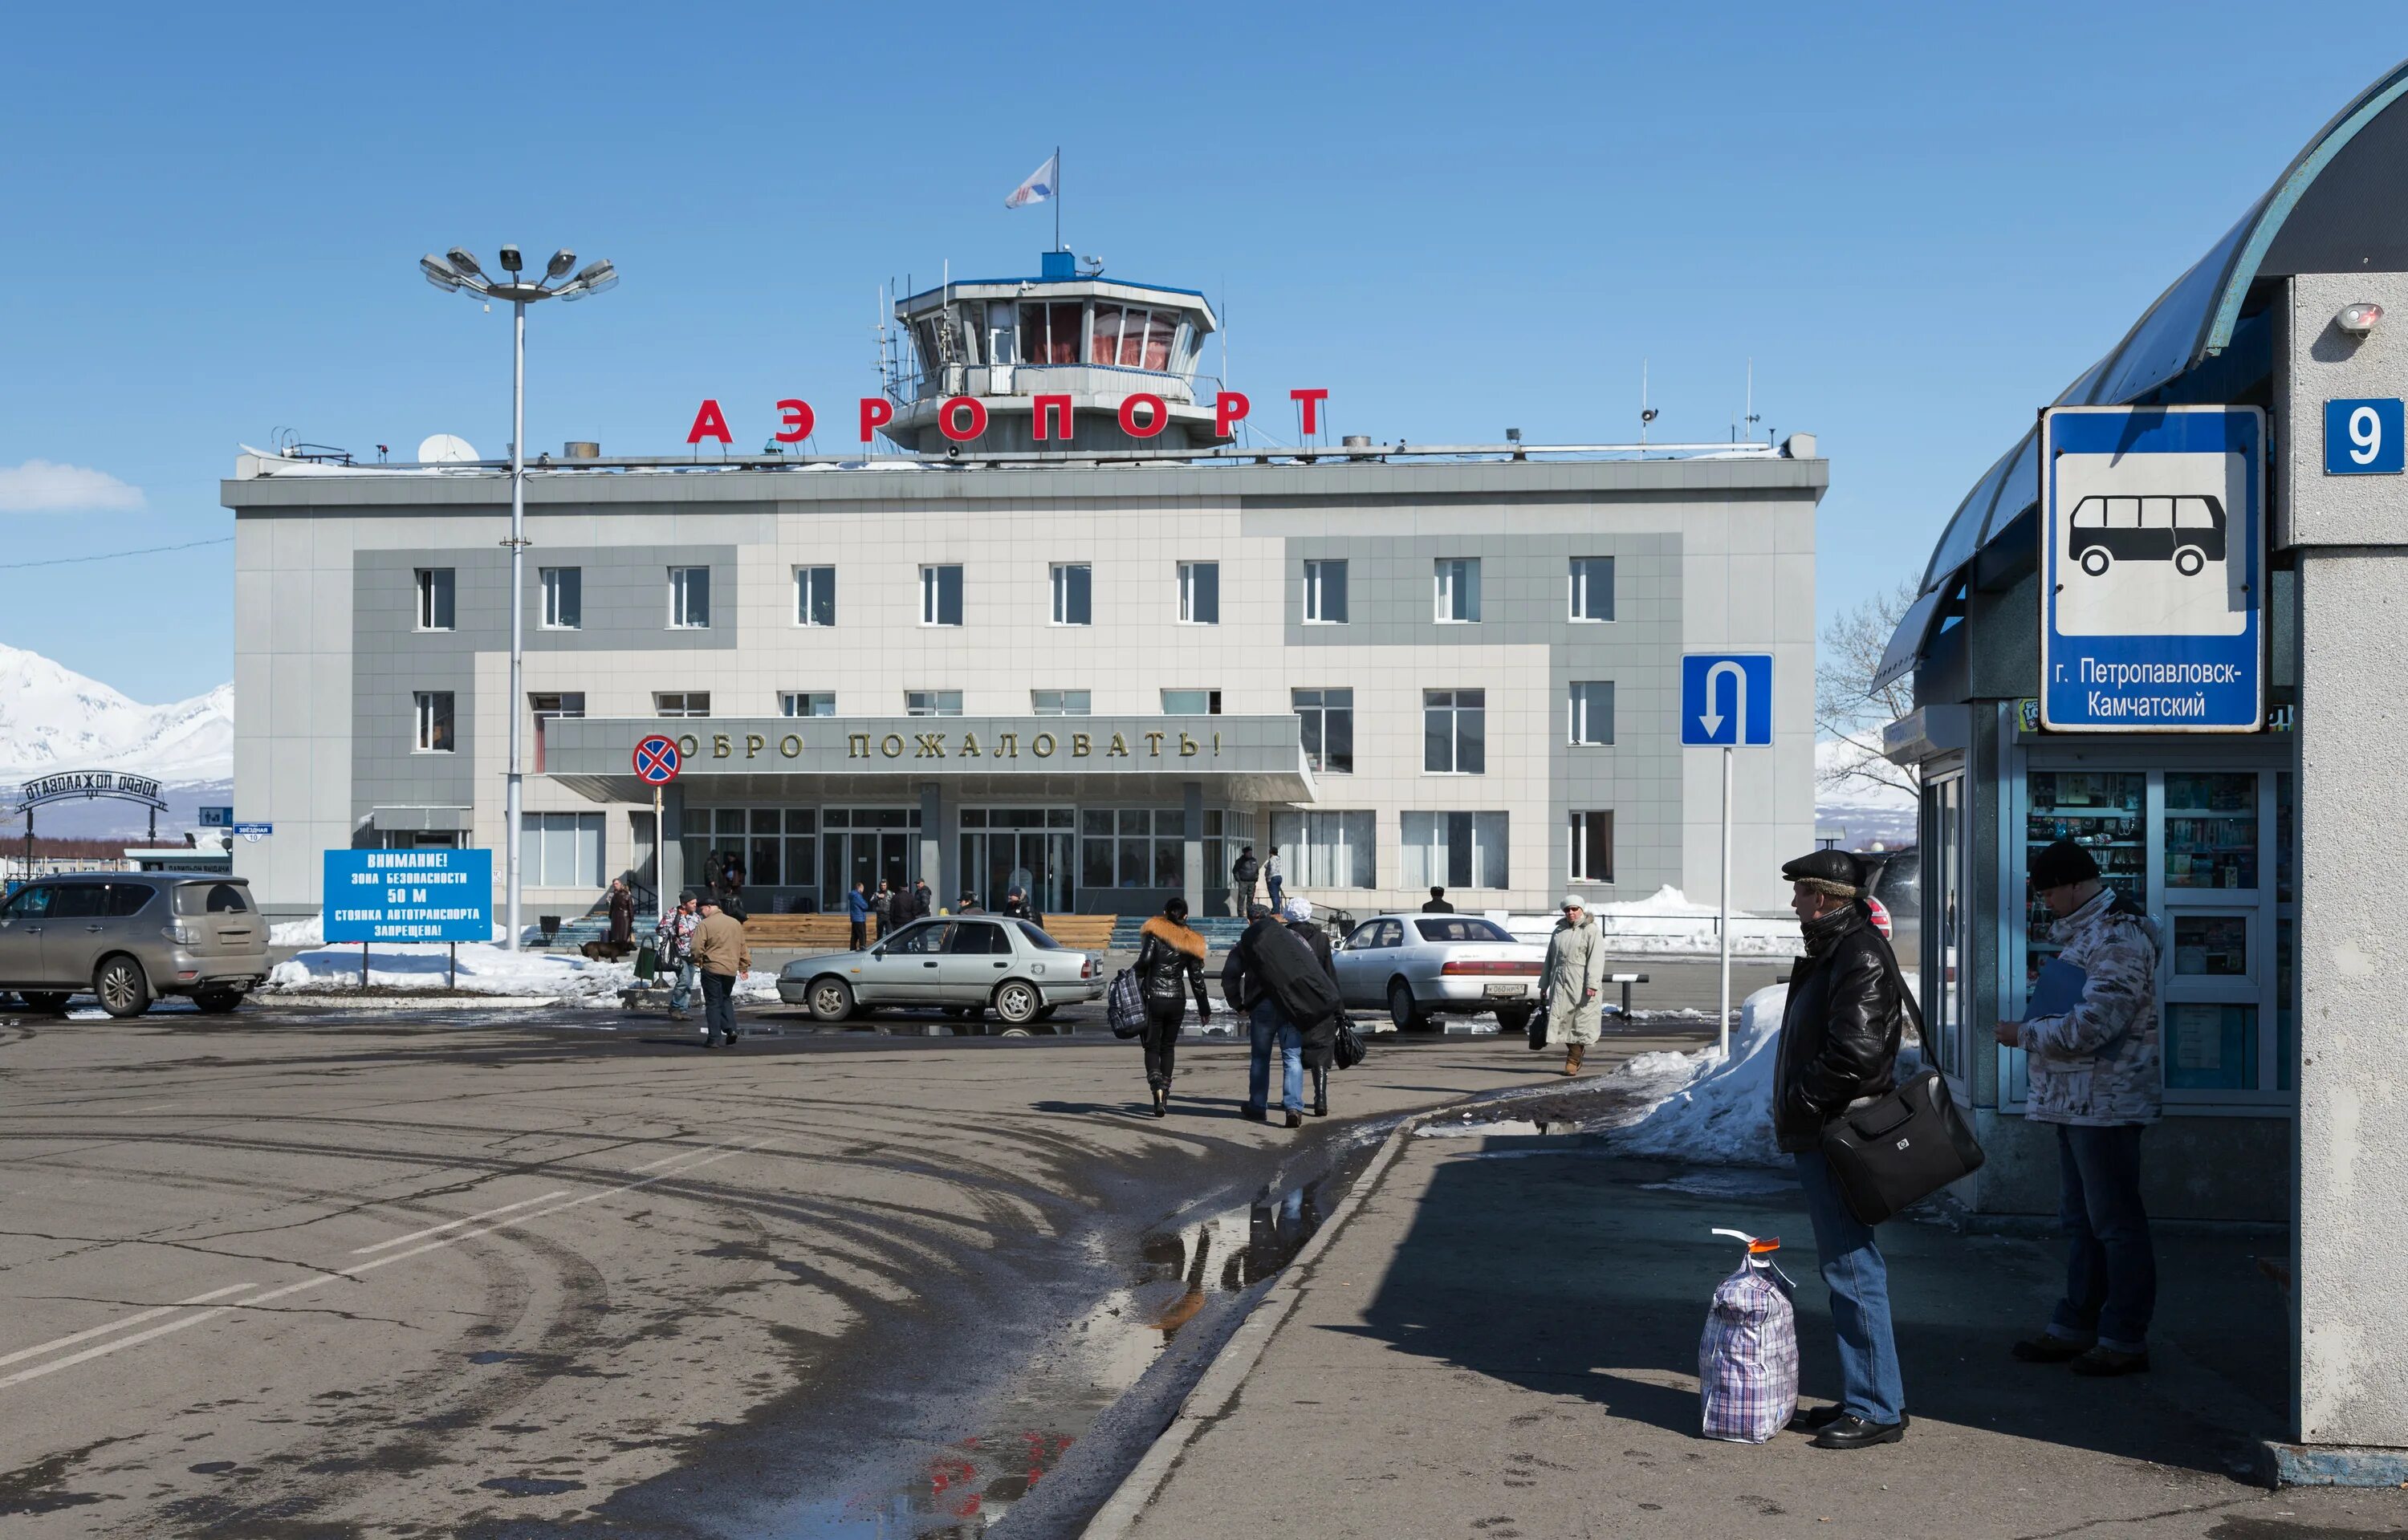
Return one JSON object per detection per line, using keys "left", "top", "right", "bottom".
{"left": 1183, "top": 781, "right": 1204, "bottom": 917}
{"left": 919, "top": 783, "right": 945, "bottom": 912}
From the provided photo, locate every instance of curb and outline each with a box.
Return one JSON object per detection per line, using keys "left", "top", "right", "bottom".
{"left": 258, "top": 994, "right": 567, "bottom": 1010}
{"left": 1079, "top": 1102, "right": 1448, "bottom": 1540}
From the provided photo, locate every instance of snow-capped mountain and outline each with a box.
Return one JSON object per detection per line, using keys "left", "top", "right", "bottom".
{"left": 0, "top": 644, "right": 233, "bottom": 786}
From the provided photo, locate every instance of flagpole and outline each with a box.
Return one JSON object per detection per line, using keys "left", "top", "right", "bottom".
{"left": 1054, "top": 144, "right": 1062, "bottom": 251}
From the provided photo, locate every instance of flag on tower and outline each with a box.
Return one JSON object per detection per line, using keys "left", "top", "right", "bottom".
{"left": 1005, "top": 152, "right": 1058, "bottom": 209}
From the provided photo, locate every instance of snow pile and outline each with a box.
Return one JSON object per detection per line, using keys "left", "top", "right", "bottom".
{"left": 1488, "top": 888, "right": 1802, "bottom": 957}
{"left": 262, "top": 941, "right": 779, "bottom": 1006}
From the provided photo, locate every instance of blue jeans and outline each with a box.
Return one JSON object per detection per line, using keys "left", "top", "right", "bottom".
{"left": 1266, "top": 876, "right": 1285, "bottom": 910}
{"left": 1246, "top": 1000, "right": 1304, "bottom": 1114}
{"left": 1794, "top": 1148, "right": 1906, "bottom": 1424}
{"left": 2048, "top": 1123, "right": 2156, "bottom": 1351}
{"left": 701, "top": 970, "right": 738, "bottom": 1044}
{"left": 669, "top": 959, "right": 697, "bottom": 1012}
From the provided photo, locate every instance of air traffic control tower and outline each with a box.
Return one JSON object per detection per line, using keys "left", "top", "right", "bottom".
{"left": 880, "top": 251, "right": 1223, "bottom": 453}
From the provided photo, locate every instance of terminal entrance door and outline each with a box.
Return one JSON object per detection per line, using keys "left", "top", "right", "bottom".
{"left": 820, "top": 808, "right": 919, "bottom": 912}
{"left": 960, "top": 808, "right": 1075, "bottom": 913}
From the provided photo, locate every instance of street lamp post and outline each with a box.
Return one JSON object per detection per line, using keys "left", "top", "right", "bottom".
{"left": 420, "top": 246, "right": 617, "bottom": 951}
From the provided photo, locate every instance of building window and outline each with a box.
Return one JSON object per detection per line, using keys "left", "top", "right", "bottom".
{"left": 1570, "top": 811, "right": 1614, "bottom": 883}
{"left": 528, "top": 811, "right": 604, "bottom": 888}
{"left": 1178, "top": 561, "right": 1220, "bottom": 624}
{"left": 921, "top": 564, "right": 963, "bottom": 626}
{"left": 1032, "top": 689, "right": 1092, "bottom": 716}
{"left": 794, "top": 566, "right": 836, "bottom": 628}
{"left": 1088, "top": 304, "right": 1179, "bottom": 371}
{"left": 1304, "top": 559, "right": 1348, "bottom": 624}
{"left": 1569, "top": 681, "right": 1616, "bottom": 746}
{"left": 1019, "top": 301, "right": 1083, "bottom": 366}
{"left": 538, "top": 567, "right": 580, "bottom": 630}
{"left": 1268, "top": 809, "right": 1375, "bottom": 888}
{"left": 1434, "top": 558, "right": 1482, "bottom": 623}
{"left": 779, "top": 692, "right": 836, "bottom": 717}
{"left": 654, "top": 691, "right": 710, "bottom": 717}
{"left": 1081, "top": 808, "right": 1187, "bottom": 890}
{"left": 669, "top": 566, "right": 711, "bottom": 628}
{"left": 1051, "top": 563, "right": 1092, "bottom": 626}
{"left": 1570, "top": 556, "right": 1614, "bottom": 622}
{"left": 1293, "top": 688, "right": 1353, "bottom": 774}
{"left": 413, "top": 690, "right": 455, "bottom": 752}
{"left": 1162, "top": 689, "right": 1222, "bottom": 716}
{"left": 906, "top": 690, "right": 963, "bottom": 717}
{"left": 415, "top": 568, "right": 455, "bottom": 632}
{"left": 1423, "top": 688, "right": 1486, "bottom": 774}
{"left": 1402, "top": 811, "right": 1509, "bottom": 890}
{"left": 529, "top": 692, "right": 584, "bottom": 774}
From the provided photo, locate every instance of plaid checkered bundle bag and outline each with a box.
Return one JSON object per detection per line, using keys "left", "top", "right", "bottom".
{"left": 1698, "top": 1233, "right": 1798, "bottom": 1445}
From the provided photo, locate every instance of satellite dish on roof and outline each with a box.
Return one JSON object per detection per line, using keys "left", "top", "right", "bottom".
{"left": 417, "top": 433, "right": 480, "bottom": 464}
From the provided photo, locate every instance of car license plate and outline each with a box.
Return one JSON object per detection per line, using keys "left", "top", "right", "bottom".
{"left": 1483, "top": 983, "right": 1525, "bottom": 999}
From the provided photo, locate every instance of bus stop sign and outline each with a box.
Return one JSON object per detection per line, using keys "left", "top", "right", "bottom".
{"left": 2039, "top": 405, "right": 2264, "bottom": 733}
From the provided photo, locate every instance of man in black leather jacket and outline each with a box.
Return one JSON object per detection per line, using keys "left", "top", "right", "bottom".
{"left": 1772, "top": 847, "right": 1910, "bottom": 1451}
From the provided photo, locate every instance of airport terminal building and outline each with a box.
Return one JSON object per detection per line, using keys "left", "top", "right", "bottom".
{"left": 222, "top": 255, "right": 1823, "bottom": 922}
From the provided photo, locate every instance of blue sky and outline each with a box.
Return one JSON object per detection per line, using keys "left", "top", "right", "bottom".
{"left": 2, "top": 2, "right": 2396, "bottom": 702}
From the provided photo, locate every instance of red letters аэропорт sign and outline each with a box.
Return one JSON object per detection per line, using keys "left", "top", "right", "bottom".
{"left": 682, "top": 389, "right": 1328, "bottom": 447}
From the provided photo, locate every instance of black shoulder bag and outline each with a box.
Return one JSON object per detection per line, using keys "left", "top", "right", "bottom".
{"left": 1816, "top": 939, "right": 1986, "bottom": 1225}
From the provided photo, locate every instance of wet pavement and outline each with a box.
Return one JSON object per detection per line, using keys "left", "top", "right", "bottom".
{"left": 0, "top": 1001, "right": 1707, "bottom": 1537}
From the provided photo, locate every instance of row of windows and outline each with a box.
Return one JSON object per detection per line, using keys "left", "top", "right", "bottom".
{"left": 1265, "top": 808, "right": 1619, "bottom": 889}
{"left": 413, "top": 684, "right": 1619, "bottom": 761}
{"left": 409, "top": 556, "right": 1617, "bottom": 634}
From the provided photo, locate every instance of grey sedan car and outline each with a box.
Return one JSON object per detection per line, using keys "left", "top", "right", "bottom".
{"left": 1331, "top": 912, "right": 1546, "bottom": 1032}
{"left": 0, "top": 873, "right": 270, "bottom": 1017}
{"left": 778, "top": 915, "right": 1101, "bottom": 1026}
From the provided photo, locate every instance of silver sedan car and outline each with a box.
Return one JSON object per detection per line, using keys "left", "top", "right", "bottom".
{"left": 777, "top": 915, "right": 1100, "bottom": 1027}
{"left": 1331, "top": 912, "right": 1546, "bottom": 1032}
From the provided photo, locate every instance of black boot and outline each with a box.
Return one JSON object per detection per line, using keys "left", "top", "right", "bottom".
{"left": 1152, "top": 1087, "right": 1168, "bottom": 1118}
{"left": 1311, "top": 1067, "right": 1328, "bottom": 1117}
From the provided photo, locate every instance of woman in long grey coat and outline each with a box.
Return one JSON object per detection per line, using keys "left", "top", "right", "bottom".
{"left": 1543, "top": 896, "right": 1609, "bottom": 1075}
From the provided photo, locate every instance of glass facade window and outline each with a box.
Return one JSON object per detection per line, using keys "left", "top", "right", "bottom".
{"left": 654, "top": 691, "right": 710, "bottom": 717}
{"left": 1019, "top": 302, "right": 1082, "bottom": 366}
{"left": 668, "top": 566, "right": 711, "bottom": 628}
{"left": 1031, "top": 689, "right": 1091, "bottom": 715}
{"left": 795, "top": 566, "right": 836, "bottom": 628}
{"left": 905, "top": 690, "right": 963, "bottom": 717}
{"left": 529, "top": 811, "right": 604, "bottom": 888}
{"left": 1569, "top": 556, "right": 1614, "bottom": 622}
{"left": 413, "top": 690, "right": 454, "bottom": 752}
{"left": 529, "top": 692, "right": 583, "bottom": 774}
{"left": 1178, "top": 561, "right": 1219, "bottom": 624}
{"left": 1568, "top": 681, "right": 1615, "bottom": 746}
{"left": 1268, "top": 810, "right": 1375, "bottom": 888}
{"left": 1423, "top": 689, "right": 1486, "bottom": 774}
{"left": 2166, "top": 772, "right": 2257, "bottom": 889}
{"left": 1401, "top": 811, "right": 1507, "bottom": 890}
{"left": 540, "top": 567, "right": 580, "bottom": 629}
{"left": 1434, "top": 558, "right": 1481, "bottom": 622}
{"left": 1568, "top": 810, "right": 1613, "bottom": 882}
{"left": 1051, "top": 563, "right": 1092, "bottom": 626}
{"left": 1304, "top": 559, "right": 1348, "bottom": 624}
{"left": 1293, "top": 688, "right": 1353, "bottom": 774}
{"left": 1079, "top": 809, "right": 1188, "bottom": 890}
{"left": 415, "top": 567, "right": 455, "bottom": 631}
{"left": 1926, "top": 774, "right": 1967, "bottom": 1082}
{"left": 921, "top": 564, "right": 963, "bottom": 626}
{"left": 1162, "top": 689, "right": 1222, "bottom": 715}
{"left": 779, "top": 692, "right": 836, "bottom": 717}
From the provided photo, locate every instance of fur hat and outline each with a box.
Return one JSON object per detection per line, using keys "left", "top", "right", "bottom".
{"left": 1282, "top": 896, "right": 1314, "bottom": 923}
{"left": 2029, "top": 838, "right": 2101, "bottom": 891}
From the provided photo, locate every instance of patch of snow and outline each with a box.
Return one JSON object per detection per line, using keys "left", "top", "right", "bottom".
{"left": 0, "top": 644, "right": 233, "bottom": 786}
{"left": 262, "top": 941, "right": 779, "bottom": 1007}
{"left": 1485, "top": 888, "right": 1802, "bottom": 957}
{"left": 1418, "top": 1119, "right": 1544, "bottom": 1139}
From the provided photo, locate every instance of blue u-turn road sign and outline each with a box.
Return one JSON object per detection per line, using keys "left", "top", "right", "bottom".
{"left": 1681, "top": 653, "right": 1773, "bottom": 746}
{"left": 323, "top": 849, "right": 494, "bottom": 943}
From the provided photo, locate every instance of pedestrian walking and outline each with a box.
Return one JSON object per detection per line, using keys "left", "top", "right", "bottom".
{"left": 1773, "top": 848, "right": 1910, "bottom": 1449}
{"left": 1230, "top": 846, "right": 1260, "bottom": 916}
{"left": 718, "top": 864, "right": 749, "bottom": 922}
{"left": 1543, "top": 896, "right": 1609, "bottom": 1075}
{"left": 1263, "top": 847, "right": 1285, "bottom": 910}
{"left": 690, "top": 896, "right": 751, "bottom": 1050}
{"left": 958, "top": 892, "right": 984, "bottom": 915}
{"left": 655, "top": 892, "right": 701, "bottom": 1022}
{"left": 1422, "top": 886, "right": 1454, "bottom": 914}
{"left": 1134, "top": 897, "right": 1213, "bottom": 1116}
{"left": 909, "top": 878, "right": 934, "bottom": 925}
{"left": 1222, "top": 903, "right": 1340, "bottom": 1128}
{"left": 872, "top": 880, "right": 894, "bottom": 942}
{"left": 606, "top": 878, "right": 636, "bottom": 945}
{"left": 848, "top": 880, "right": 870, "bottom": 950}
{"left": 1003, "top": 885, "right": 1045, "bottom": 928}
{"left": 1283, "top": 896, "right": 1340, "bottom": 1116}
{"left": 1997, "top": 838, "right": 2162, "bottom": 1377}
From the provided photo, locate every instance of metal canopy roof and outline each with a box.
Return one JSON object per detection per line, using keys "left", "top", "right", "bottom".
{"left": 1880, "top": 56, "right": 2408, "bottom": 692}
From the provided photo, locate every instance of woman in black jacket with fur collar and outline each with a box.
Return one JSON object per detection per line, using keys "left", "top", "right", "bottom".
{"left": 1134, "top": 898, "right": 1213, "bottom": 1116}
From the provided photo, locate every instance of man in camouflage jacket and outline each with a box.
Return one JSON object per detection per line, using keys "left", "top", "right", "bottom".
{"left": 1995, "top": 839, "right": 2161, "bottom": 1376}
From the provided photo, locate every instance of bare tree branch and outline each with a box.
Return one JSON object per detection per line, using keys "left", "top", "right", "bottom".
{"left": 1816, "top": 580, "right": 1924, "bottom": 803}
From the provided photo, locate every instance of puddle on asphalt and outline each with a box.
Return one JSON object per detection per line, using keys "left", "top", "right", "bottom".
{"left": 772, "top": 1168, "right": 1343, "bottom": 1538}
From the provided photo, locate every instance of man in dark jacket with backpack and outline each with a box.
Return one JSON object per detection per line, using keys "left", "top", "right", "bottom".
{"left": 1222, "top": 904, "right": 1339, "bottom": 1128}
{"left": 1771, "top": 847, "right": 1910, "bottom": 1451}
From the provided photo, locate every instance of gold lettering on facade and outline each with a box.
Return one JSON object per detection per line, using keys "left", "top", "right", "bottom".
{"left": 1180, "top": 732, "right": 1200, "bottom": 757}
{"left": 881, "top": 733, "right": 905, "bottom": 758}
{"left": 713, "top": 734, "right": 732, "bottom": 759}
{"left": 915, "top": 733, "right": 946, "bottom": 758}
{"left": 1213, "top": 731, "right": 1222, "bottom": 754}
{"left": 677, "top": 734, "right": 699, "bottom": 758}
{"left": 958, "top": 731, "right": 981, "bottom": 757}
{"left": 848, "top": 733, "right": 872, "bottom": 758}
{"left": 779, "top": 735, "right": 803, "bottom": 758}
{"left": 1144, "top": 731, "right": 1165, "bottom": 756}
{"left": 997, "top": 733, "right": 1019, "bottom": 757}
{"left": 745, "top": 733, "right": 766, "bottom": 758}
{"left": 1107, "top": 733, "right": 1129, "bottom": 758}
{"left": 1032, "top": 733, "right": 1057, "bottom": 758}
{"left": 1071, "top": 733, "right": 1092, "bottom": 757}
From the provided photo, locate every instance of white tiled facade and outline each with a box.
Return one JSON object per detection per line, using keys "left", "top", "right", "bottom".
{"left": 225, "top": 453, "right": 1824, "bottom": 918}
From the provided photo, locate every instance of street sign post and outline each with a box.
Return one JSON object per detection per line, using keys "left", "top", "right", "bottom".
{"left": 323, "top": 849, "right": 494, "bottom": 944}
{"left": 2324, "top": 396, "right": 2405, "bottom": 475}
{"left": 198, "top": 807, "right": 234, "bottom": 827}
{"left": 633, "top": 736, "right": 681, "bottom": 923}
{"left": 2040, "top": 405, "right": 2265, "bottom": 733}
{"left": 1682, "top": 652, "right": 1774, "bottom": 1054}
{"left": 231, "top": 822, "right": 274, "bottom": 843}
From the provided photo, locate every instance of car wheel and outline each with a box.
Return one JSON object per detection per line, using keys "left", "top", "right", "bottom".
{"left": 21, "top": 991, "right": 71, "bottom": 1014}
{"left": 94, "top": 957, "right": 152, "bottom": 1019}
{"left": 2080, "top": 547, "right": 2110, "bottom": 576}
{"left": 1388, "top": 978, "right": 1425, "bottom": 1031}
{"left": 807, "top": 977, "right": 856, "bottom": 1023}
{"left": 2174, "top": 545, "right": 2206, "bottom": 576}
{"left": 193, "top": 989, "right": 245, "bottom": 1014}
{"left": 1495, "top": 1004, "right": 1532, "bottom": 1037}
{"left": 992, "top": 980, "right": 1041, "bottom": 1026}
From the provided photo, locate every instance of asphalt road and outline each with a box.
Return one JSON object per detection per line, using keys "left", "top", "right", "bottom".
{"left": 0, "top": 998, "right": 1709, "bottom": 1536}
